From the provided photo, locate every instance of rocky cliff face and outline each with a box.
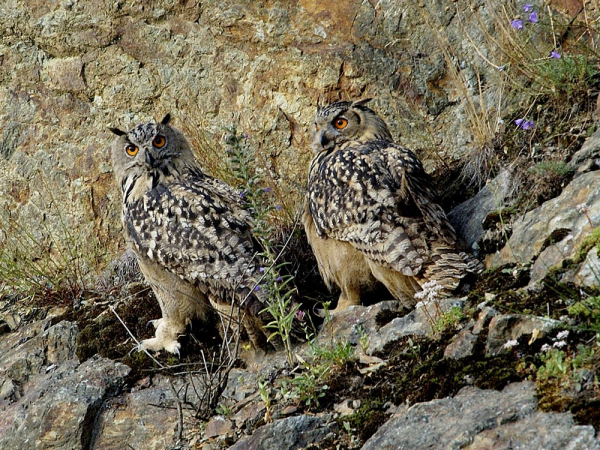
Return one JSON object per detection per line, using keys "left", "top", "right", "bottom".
{"left": 1, "top": 1, "right": 600, "bottom": 449}
{"left": 0, "top": 0, "right": 507, "bottom": 270}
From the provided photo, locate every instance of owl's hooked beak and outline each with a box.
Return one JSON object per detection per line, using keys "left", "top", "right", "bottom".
{"left": 312, "top": 129, "right": 334, "bottom": 152}
{"left": 145, "top": 149, "right": 159, "bottom": 168}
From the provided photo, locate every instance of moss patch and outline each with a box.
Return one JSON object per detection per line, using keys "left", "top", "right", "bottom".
{"left": 52, "top": 284, "right": 224, "bottom": 386}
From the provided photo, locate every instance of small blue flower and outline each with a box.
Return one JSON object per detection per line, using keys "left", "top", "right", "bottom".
{"left": 276, "top": 276, "right": 283, "bottom": 282}
{"left": 523, "top": 4, "right": 533, "bottom": 12}
{"left": 275, "top": 205, "right": 282, "bottom": 211}
{"left": 522, "top": 120, "right": 535, "bottom": 130}
{"left": 529, "top": 10, "right": 538, "bottom": 23}
{"left": 259, "top": 267, "right": 265, "bottom": 273}
{"left": 498, "top": 65, "right": 506, "bottom": 71}
{"left": 551, "top": 50, "right": 561, "bottom": 59}
{"left": 264, "top": 187, "right": 271, "bottom": 193}
{"left": 254, "top": 285, "right": 261, "bottom": 291}
{"left": 511, "top": 19, "right": 523, "bottom": 30}
{"left": 244, "top": 134, "right": 249, "bottom": 139}
{"left": 515, "top": 118, "right": 535, "bottom": 130}
{"left": 239, "top": 191, "right": 246, "bottom": 198}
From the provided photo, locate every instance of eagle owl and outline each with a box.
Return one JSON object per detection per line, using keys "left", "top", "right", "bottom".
{"left": 303, "top": 99, "right": 479, "bottom": 311}
{"left": 110, "top": 114, "right": 270, "bottom": 354}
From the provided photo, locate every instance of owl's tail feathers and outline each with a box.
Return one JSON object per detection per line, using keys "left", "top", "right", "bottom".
{"left": 418, "top": 247, "right": 483, "bottom": 296}
{"left": 461, "top": 251, "right": 485, "bottom": 275}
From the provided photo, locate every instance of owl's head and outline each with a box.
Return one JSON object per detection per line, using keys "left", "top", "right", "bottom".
{"left": 311, "top": 99, "right": 393, "bottom": 152}
{"left": 110, "top": 114, "right": 197, "bottom": 191}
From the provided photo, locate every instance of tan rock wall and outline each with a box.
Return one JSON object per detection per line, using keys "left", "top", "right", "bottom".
{"left": 0, "top": 0, "right": 501, "bottom": 275}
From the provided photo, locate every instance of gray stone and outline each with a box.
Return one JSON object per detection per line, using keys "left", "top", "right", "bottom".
{"left": 448, "top": 170, "right": 514, "bottom": 252}
{"left": 368, "top": 298, "right": 465, "bottom": 355}
{"left": 362, "top": 381, "right": 599, "bottom": 450}
{"left": 0, "top": 354, "right": 130, "bottom": 450}
{"left": 92, "top": 374, "right": 183, "bottom": 450}
{"left": 570, "top": 128, "right": 600, "bottom": 177}
{"left": 465, "top": 412, "right": 599, "bottom": 450}
{"left": 314, "top": 300, "right": 404, "bottom": 353}
{"left": 0, "top": 319, "right": 131, "bottom": 450}
{"left": 311, "top": 298, "right": 466, "bottom": 356}
{"left": 563, "top": 246, "right": 600, "bottom": 289}
{"left": 486, "top": 314, "right": 559, "bottom": 356}
{"left": 487, "top": 171, "right": 600, "bottom": 284}
{"left": 233, "top": 402, "right": 266, "bottom": 429}
{"left": 205, "top": 416, "right": 234, "bottom": 438}
{"left": 444, "top": 306, "right": 497, "bottom": 359}
{"left": 229, "top": 414, "right": 331, "bottom": 450}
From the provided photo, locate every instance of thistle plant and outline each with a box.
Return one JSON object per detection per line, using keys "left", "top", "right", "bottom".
{"left": 223, "top": 125, "right": 300, "bottom": 366}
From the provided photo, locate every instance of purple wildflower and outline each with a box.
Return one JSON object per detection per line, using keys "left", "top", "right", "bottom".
{"left": 498, "top": 65, "right": 506, "bottom": 71}
{"left": 522, "top": 120, "right": 535, "bottom": 130}
{"left": 259, "top": 267, "right": 265, "bottom": 273}
{"left": 240, "top": 190, "right": 246, "bottom": 198}
{"left": 511, "top": 19, "right": 523, "bottom": 30}
{"left": 264, "top": 187, "right": 271, "bottom": 193}
{"left": 523, "top": 4, "right": 533, "bottom": 12}
{"left": 551, "top": 50, "right": 561, "bottom": 59}
{"left": 295, "top": 309, "right": 305, "bottom": 321}
{"left": 276, "top": 276, "right": 283, "bottom": 282}
{"left": 254, "top": 285, "right": 261, "bottom": 291}
{"left": 515, "top": 118, "right": 535, "bottom": 130}
{"left": 275, "top": 205, "right": 282, "bottom": 211}
{"left": 244, "top": 133, "right": 249, "bottom": 139}
{"left": 529, "top": 10, "right": 538, "bottom": 23}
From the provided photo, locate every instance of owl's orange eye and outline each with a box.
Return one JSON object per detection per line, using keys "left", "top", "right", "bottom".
{"left": 125, "top": 144, "right": 139, "bottom": 156}
{"left": 153, "top": 135, "right": 166, "bottom": 148}
{"left": 334, "top": 118, "right": 348, "bottom": 129}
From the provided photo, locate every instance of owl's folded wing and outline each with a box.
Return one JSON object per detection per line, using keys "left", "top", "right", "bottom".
{"left": 125, "top": 180, "right": 261, "bottom": 298}
{"left": 307, "top": 142, "right": 457, "bottom": 277}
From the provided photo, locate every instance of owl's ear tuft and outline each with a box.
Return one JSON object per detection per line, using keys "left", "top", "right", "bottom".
{"left": 161, "top": 113, "right": 171, "bottom": 125}
{"left": 353, "top": 98, "right": 373, "bottom": 107}
{"left": 316, "top": 95, "right": 326, "bottom": 114}
{"left": 109, "top": 127, "right": 126, "bottom": 136}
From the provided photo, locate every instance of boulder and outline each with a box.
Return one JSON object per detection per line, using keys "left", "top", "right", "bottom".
{"left": 229, "top": 414, "right": 332, "bottom": 450}
{"left": 487, "top": 171, "right": 600, "bottom": 284}
{"left": 362, "top": 381, "right": 599, "bottom": 450}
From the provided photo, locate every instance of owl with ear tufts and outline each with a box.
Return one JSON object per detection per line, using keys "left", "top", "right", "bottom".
{"left": 109, "top": 114, "right": 273, "bottom": 355}
{"left": 302, "top": 99, "right": 481, "bottom": 312}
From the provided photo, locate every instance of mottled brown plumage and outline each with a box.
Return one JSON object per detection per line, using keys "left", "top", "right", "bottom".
{"left": 303, "top": 99, "right": 480, "bottom": 310}
{"left": 110, "top": 115, "right": 270, "bottom": 354}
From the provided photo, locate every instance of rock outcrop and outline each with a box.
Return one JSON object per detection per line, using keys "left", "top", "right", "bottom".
{"left": 0, "top": 0, "right": 508, "bottom": 268}
{"left": 363, "top": 381, "right": 599, "bottom": 450}
{"left": 1, "top": 1, "right": 599, "bottom": 449}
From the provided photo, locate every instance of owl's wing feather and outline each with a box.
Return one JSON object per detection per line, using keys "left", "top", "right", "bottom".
{"left": 308, "top": 141, "right": 457, "bottom": 277}
{"left": 382, "top": 144, "right": 458, "bottom": 246}
{"left": 125, "top": 174, "right": 262, "bottom": 304}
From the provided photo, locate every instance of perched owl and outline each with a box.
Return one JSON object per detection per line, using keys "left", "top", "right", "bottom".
{"left": 303, "top": 99, "right": 480, "bottom": 311}
{"left": 109, "top": 114, "right": 271, "bottom": 355}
